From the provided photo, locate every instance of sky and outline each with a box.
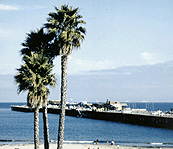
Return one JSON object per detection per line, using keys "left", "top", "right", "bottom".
{"left": 0, "top": 0, "right": 173, "bottom": 102}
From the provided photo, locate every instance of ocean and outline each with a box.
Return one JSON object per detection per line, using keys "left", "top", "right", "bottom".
{"left": 1, "top": 102, "right": 173, "bottom": 147}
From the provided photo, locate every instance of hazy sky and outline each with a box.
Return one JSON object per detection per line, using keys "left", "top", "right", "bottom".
{"left": 1, "top": 0, "right": 173, "bottom": 75}
{"left": 1, "top": 1, "right": 173, "bottom": 103}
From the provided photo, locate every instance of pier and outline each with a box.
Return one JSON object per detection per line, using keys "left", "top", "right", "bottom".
{"left": 11, "top": 100, "right": 173, "bottom": 130}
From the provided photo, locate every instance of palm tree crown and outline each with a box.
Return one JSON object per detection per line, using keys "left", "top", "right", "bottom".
{"left": 15, "top": 51, "right": 56, "bottom": 108}
{"left": 21, "top": 28, "right": 55, "bottom": 62}
{"left": 45, "top": 4, "right": 86, "bottom": 56}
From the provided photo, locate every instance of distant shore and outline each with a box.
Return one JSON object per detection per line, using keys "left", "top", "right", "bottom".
{"left": 0, "top": 143, "right": 173, "bottom": 149}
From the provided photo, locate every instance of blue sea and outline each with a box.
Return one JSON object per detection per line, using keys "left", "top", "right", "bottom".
{"left": 1, "top": 102, "right": 173, "bottom": 147}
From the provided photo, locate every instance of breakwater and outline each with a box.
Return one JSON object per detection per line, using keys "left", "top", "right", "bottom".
{"left": 11, "top": 105, "right": 173, "bottom": 129}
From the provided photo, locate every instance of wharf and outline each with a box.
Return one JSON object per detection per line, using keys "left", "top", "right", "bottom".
{"left": 11, "top": 105, "right": 173, "bottom": 130}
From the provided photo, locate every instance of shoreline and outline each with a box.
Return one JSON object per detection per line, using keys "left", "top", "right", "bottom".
{"left": 0, "top": 144, "right": 172, "bottom": 149}
{"left": 1, "top": 142, "right": 173, "bottom": 149}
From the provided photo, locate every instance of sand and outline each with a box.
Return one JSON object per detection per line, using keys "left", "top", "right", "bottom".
{"left": 0, "top": 143, "right": 172, "bottom": 149}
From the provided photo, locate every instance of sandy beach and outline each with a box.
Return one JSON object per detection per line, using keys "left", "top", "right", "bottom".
{"left": 0, "top": 143, "right": 172, "bottom": 149}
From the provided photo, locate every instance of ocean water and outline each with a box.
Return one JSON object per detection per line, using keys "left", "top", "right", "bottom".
{"left": 1, "top": 102, "right": 173, "bottom": 147}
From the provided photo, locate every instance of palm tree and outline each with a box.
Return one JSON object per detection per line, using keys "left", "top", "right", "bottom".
{"left": 45, "top": 4, "right": 86, "bottom": 149}
{"left": 21, "top": 28, "right": 55, "bottom": 149}
{"left": 14, "top": 51, "right": 56, "bottom": 149}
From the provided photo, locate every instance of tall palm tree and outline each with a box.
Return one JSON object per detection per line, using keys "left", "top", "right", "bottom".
{"left": 21, "top": 28, "right": 55, "bottom": 149}
{"left": 45, "top": 4, "right": 86, "bottom": 149}
{"left": 14, "top": 51, "right": 56, "bottom": 149}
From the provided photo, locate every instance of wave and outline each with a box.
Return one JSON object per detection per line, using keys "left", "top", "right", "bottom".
{"left": 1, "top": 139, "right": 173, "bottom": 148}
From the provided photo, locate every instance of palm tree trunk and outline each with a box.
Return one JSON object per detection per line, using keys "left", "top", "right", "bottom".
{"left": 34, "top": 107, "right": 40, "bottom": 149}
{"left": 57, "top": 55, "right": 67, "bottom": 149}
{"left": 43, "top": 104, "right": 49, "bottom": 149}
